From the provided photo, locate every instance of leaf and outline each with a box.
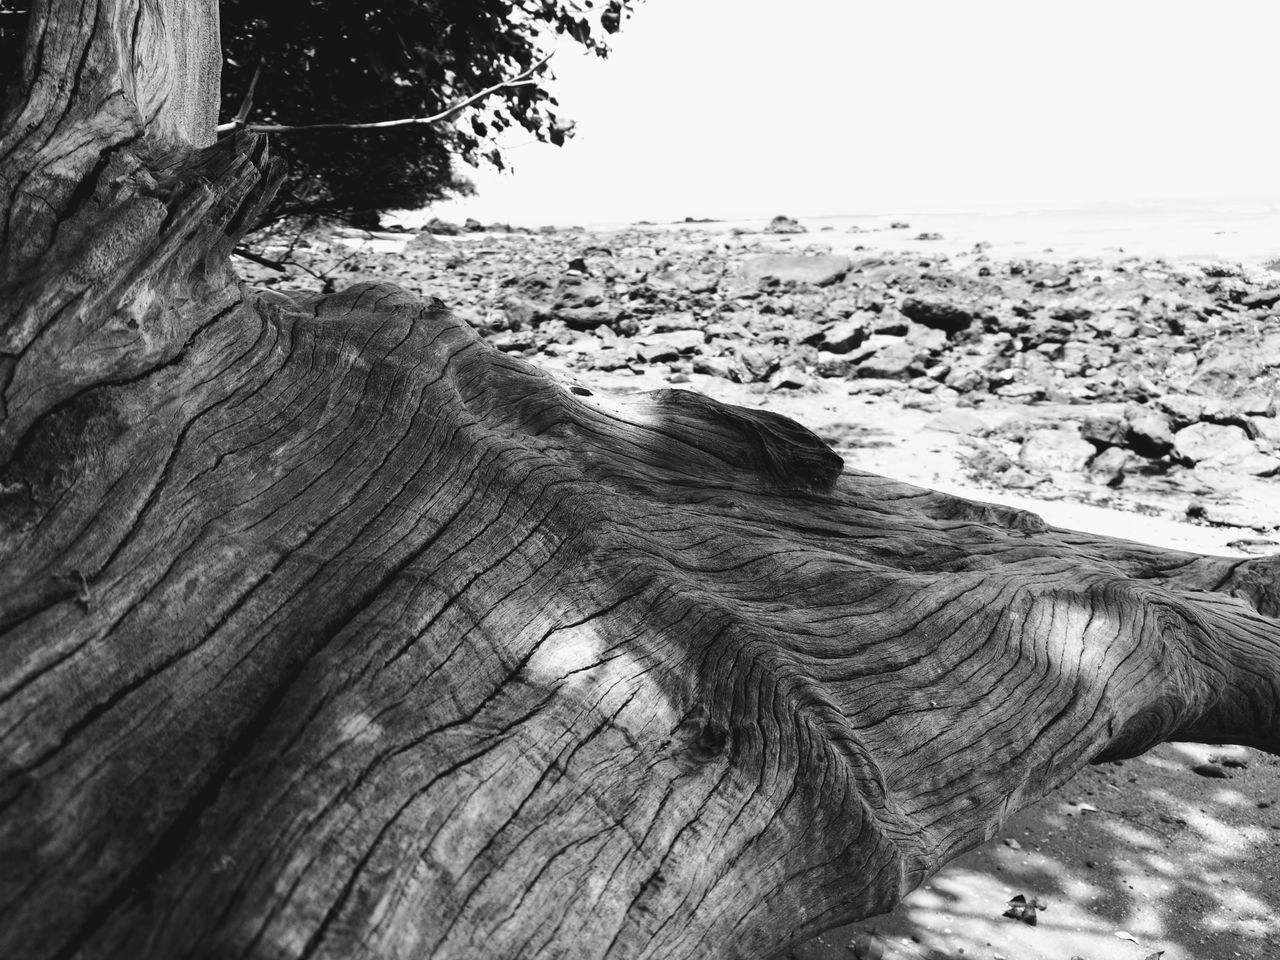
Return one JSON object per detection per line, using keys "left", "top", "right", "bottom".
{"left": 1115, "top": 930, "right": 1140, "bottom": 944}
{"left": 851, "top": 932, "right": 884, "bottom": 960}
{"left": 1191, "top": 762, "right": 1230, "bottom": 778}
{"left": 602, "top": 0, "right": 622, "bottom": 32}
{"left": 1002, "top": 893, "right": 1042, "bottom": 926}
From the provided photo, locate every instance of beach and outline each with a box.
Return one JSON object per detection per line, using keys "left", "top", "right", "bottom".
{"left": 237, "top": 209, "right": 1280, "bottom": 960}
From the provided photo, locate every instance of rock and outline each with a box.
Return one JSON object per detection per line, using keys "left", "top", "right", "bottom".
{"left": 818, "top": 317, "right": 871, "bottom": 353}
{"left": 1237, "top": 390, "right": 1278, "bottom": 417}
{"left": 1190, "top": 332, "right": 1280, "bottom": 397}
{"left": 765, "top": 214, "right": 806, "bottom": 234}
{"left": 405, "top": 231, "right": 446, "bottom": 251}
{"left": 1000, "top": 467, "right": 1044, "bottom": 489}
{"left": 1123, "top": 405, "right": 1175, "bottom": 458}
{"left": 463, "top": 217, "right": 486, "bottom": 232}
{"left": 927, "top": 411, "right": 985, "bottom": 435}
{"left": 692, "top": 356, "right": 739, "bottom": 380}
{"left": 854, "top": 341, "right": 922, "bottom": 380}
{"left": 769, "top": 366, "right": 810, "bottom": 390}
{"left": 1241, "top": 289, "right": 1280, "bottom": 309}
{"left": 647, "top": 313, "right": 702, "bottom": 334}
{"left": 899, "top": 297, "right": 979, "bottom": 334}
{"left": 1081, "top": 415, "right": 1126, "bottom": 449}
{"left": 869, "top": 309, "right": 909, "bottom": 337}
{"left": 812, "top": 351, "right": 858, "bottom": 379}
{"left": 552, "top": 276, "right": 607, "bottom": 311}
{"left": 422, "top": 216, "right": 462, "bottom": 235}
{"left": 889, "top": 221, "right": 910, "bottom": 229}
{"left": 735, "top": 346, "right": 778, "bottom": 382}
{"left": 633, "top": 329, "right": 705, "bottom": 363}
{"left": 913, "top": 231, "right": 944, "bottom": 241}
{"left": 1252, "top": 416, "right": 1280, "bottom": 448}
{"left": 1018, "top": 429, "right": 1096, "bottom": 473}
{"left": 502, "top": 295, "right": 551, "bottom": 330}
{"left": 557, "top": 306, "right": 617, "bottom": 331}
{"left": 740, "top": 254, "right": 852, "bottom": 287}
{"left": 825, "top": 297, "right": 860, "bottom": 319}
{"left": 995, "top": 381, "right": 1047, "bottom": 401}
{"left": 1155, "top": 394, "right": 1207, "bottom": 428}
{"left": 904, "top": 321, "right": 947, "bottom": 353}
{"left": 846, "top": 378, "right": 902, "bottom": 396}
{"left": 1173, "top": 422, "right": 1263, "bottom": 468}
{"left": 1088, "top": 446, "right": 1131, "bottom": 486}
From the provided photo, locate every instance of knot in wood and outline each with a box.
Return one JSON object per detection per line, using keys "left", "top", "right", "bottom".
{"left": 691, "top": 722, "right": 729, "bottom": 761}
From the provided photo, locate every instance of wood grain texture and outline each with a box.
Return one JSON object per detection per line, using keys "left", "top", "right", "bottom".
{"left": 1, "top": 3, "right": 1278, "bottom": 959}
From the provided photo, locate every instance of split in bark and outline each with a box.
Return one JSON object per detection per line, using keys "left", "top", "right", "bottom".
{"left": 1, "top": 2, "right": 1277, "bottom": 959}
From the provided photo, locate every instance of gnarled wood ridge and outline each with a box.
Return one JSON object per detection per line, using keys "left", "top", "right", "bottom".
{"left": 1, "top": 4, "right": 1277, "bottom": 959}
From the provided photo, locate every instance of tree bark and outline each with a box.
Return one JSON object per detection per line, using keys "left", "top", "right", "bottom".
{"left": 1, "top": 3, "right": 1277, "bottom": 959}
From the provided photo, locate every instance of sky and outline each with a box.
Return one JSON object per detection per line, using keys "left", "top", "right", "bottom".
{"left": 417, "top": 0, "right": 1280, "bottom": 227}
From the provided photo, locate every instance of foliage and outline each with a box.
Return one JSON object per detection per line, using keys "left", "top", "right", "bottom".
{"left": 0, "top": 0, "right": 638, "bottom": 223}
{"left": 218, "top": 0, "right": 638, "bottom": 223}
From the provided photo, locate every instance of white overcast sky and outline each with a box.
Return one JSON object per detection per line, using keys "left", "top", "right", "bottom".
{"left": 422, "top": 0, "right": 1280, "bottom": 226}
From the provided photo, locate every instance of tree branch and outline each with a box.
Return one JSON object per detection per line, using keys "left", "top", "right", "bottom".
{"left": 216, "top": 53, "right": 552, "bottom": 135}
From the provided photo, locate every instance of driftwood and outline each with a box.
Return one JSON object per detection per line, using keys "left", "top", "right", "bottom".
{"left": 1, "top": 3, "right": 1277, "bottom": 959}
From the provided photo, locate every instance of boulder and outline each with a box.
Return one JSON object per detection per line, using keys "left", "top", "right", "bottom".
{"left": 813, "top": 351, "right": 858, "bottom": 379}
{"left": 854, "top": 341, "right": 923, "bottom": 380}
{"left": 1088, "top": 446, "right": 1131, "bottom": 486}
{"left": 552, "top": 276, "right": 607, "bottom": 311}
{"left": 899, "top": 297, "right": 980, "bottom": 334}
{"left": 422, "top": 216, "right": 463, "bottom": 235}
{"left": 634, "top": 329, "right": 705, "bottom": 363}
{"left": 765, "top": 214, "right": 807, "bottom": 234}
{"left": 1189, "top": 333, "right": 1280, "bottom": 397}
{"left": 1018, "top": 430, "right": 1096, "bottom": 473}
{"left": 818, "top": 316, "right": 871, "bottom": 354}
{"left": 735, "top": 346, "right": 779, "bottom": 382}
{"left": 1123, "top": 405, "right": 1175, "bottom": 458}
{"left": 1174, "top": 422, "right": 1279, "bottom": 474}
{"left": 1080, "top": 415, "right": 1126, "bottom": 449}
{"left": 740, "top": 254, "right": 852, "bottom": 288}
{"left": 557, "top": 306, "right": 618, "bottom": 331}
{"left": 692, "top": 355, "right": 739, "bottom": 380}
{"left": 769, "top": 366, "right": 811, "bottom": 390}
{"left": 405, "top": 231, "right": 446, "bottom": 251}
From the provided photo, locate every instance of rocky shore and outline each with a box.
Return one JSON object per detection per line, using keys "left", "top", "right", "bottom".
{"left": 234, "top": 214, "right": 1280, "bottom": 958}
{"left": 239, "top": 215, "right": 1280, "bottom": 549}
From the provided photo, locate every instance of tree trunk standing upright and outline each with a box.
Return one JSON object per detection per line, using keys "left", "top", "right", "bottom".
{"left": 1, "top": 3, "right": 1278, "bottom": 959}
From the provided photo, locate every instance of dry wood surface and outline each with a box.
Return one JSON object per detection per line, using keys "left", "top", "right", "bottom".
{"left": 1, "top": 2, "right": 1277, "bottom": 959}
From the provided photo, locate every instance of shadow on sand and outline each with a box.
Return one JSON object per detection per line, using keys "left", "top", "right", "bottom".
{"left": 791, "top": 742, "right": 1280, "bottom": 960}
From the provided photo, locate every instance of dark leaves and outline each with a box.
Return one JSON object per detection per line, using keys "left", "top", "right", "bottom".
{"left": 1191, "top": 762, "right": 1230, "bottom": 778}
{"left": 602, "top": 0, "right": 623, "bottom": 32}
{"left": 1002, "top": 893, "right": 1045, "bottom": 925}
{"left": 214, "top": 0, "right": 640, "bottom": 223}
{"left": 547, "top": 117, "right": 577, "bottom": 146}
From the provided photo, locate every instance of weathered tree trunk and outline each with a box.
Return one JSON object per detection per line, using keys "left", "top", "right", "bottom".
{"left": 1, "top": 3, "right": 1277, "bottom": 959}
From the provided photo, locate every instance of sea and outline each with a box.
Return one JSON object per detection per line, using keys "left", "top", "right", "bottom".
{"left": 637, "top": 199, "right": 1280, "bottom": 269}
{"left": 394, "top": 197, "right": 1280, "bottom": 268}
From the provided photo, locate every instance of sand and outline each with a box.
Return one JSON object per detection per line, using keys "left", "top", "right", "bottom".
{"left": 256, "top": 211, "right": 1280, "bottom": 960}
